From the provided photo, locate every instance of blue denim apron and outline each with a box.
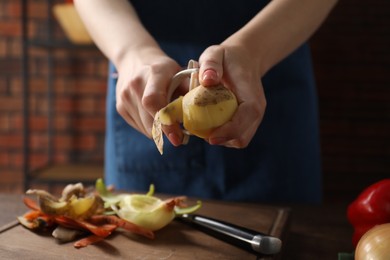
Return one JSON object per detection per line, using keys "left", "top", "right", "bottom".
{"left": 105, "top": 41, "right": 322, "bottom": 203}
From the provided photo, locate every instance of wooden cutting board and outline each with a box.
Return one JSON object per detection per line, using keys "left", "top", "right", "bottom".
{"left": 0, "top": 195, "right": 290, "bottom": 260}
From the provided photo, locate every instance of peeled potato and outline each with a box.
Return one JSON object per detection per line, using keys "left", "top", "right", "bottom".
{"left": 152, "top": 84, "right": 237, "bottom": 154}
{"left": 182, "top": 84, "right": 237, "bottom": 138}
{"left": 159, "top": 96, "right": 183, "bottom": 125}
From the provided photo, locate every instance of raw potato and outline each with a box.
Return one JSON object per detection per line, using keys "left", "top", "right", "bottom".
{"left": 182, "top": 84, "right": 238, "bottom": 138}
{"left": 153, "top": 84, "right": 237, "bottom": 154}
{"left": 159, "top": 96, "right": 183, "bottom": 125}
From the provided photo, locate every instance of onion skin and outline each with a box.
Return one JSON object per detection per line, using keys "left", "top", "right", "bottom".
{"left": 96, "top": 179, "right": 202, "bottom": 231}
{"left": 355, "top": 223, "right": 390, "bottom": 260}
{"left": 116, "top": 195, "right": 176, "bottom": 231}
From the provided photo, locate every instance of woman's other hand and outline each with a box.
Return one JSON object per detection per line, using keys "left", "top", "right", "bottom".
{"left": 198, "top": 44, "right": 266, "bottom": 148}
{"left": 116, "top": 51, "right": 182, "bottom": 140}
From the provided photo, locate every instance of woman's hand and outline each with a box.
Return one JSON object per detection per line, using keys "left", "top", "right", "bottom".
{"left": 195, "top": 0, "right": 338, "bottom": 148}
{"left": 198, "top": 44, "right": 266, "bottom": 148}
{"left": 74, "top": 0, "right": 187, "bottom": 144}
{"left": 115, "top": 50, "right": 182, "bottom": 140}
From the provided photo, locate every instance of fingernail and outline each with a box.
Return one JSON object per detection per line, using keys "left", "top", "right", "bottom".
{"left": 168, "top": 132, "right": 182, "bottom": 146}
{"left": 202, "top": 69, "right": 218, "bottom": 83}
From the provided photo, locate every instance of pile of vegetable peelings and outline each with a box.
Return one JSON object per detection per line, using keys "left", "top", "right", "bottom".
{"left": 17, "top": 179, "right": 201, "bottom": 248}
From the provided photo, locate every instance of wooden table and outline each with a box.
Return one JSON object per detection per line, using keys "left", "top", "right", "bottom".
{"left": 0, "top": 194, "right": 290, "bottom": 260}
{"left": 0, "top": 194, "right": 355, "bottom": 259}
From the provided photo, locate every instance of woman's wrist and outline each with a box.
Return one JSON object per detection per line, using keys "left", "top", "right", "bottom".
{"left": 221, "top": 38, "right": 265, "bottom": 80}
{"left": 115, "top": 44, "right": 166, "bottom": 74}
{"left": 222, "top": 0, "right": 338, "bottom": 78}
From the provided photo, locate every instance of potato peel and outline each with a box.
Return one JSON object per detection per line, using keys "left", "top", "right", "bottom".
{"left": 18, "top": 181, "right": 155, "bottom": 248}
{"left": 152, "top": 112, "right": 164, "bottom": 155}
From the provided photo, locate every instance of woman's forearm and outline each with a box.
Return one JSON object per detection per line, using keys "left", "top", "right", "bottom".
{"left": 75, "top": 0, "right": 337, "bottom": 78}
{"left": 225, "top": 0, "right": 338, "bottom": 76}
{"left": 73, "top": 0, "right": 163, "bottom": 69}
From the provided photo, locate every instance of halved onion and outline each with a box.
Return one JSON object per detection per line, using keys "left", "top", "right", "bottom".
{"left": 355, "top": 223, "right": 390, "bottom": 260}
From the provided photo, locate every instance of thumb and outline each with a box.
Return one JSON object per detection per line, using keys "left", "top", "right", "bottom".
{"left": 199, "top": 46, "right": 224, "bottom": 86}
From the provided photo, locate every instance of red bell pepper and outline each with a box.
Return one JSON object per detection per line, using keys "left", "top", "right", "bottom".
{"left": 347, "top": 178, "right": 390, "bottom": 247}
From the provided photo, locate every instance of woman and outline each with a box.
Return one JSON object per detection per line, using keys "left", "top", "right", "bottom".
{"left": 74, "top": 0, "right": 337, "bottom": 203}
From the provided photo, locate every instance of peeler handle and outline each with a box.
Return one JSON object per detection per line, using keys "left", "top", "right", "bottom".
{"left": 176, "top": 214, "right": 282, "bottom": 256}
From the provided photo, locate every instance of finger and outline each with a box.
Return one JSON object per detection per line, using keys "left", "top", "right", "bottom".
{"left": 161, "top": 123, "right": 184, "bottom": 147}
{"left": 116, "top": 83, "right": 152, "bottom": 137}
{"left": 207, "top": 120, "right": 257, "bottom": 148}
{"left": 207, "top": 98, "right": 265, "bottom": 148}
{"left": 142, "top": 62, "right": 181, "bottom": 116}
{"left": 118, "top": 105, "right": 144, "bottom": 135}
{"left": 142, "top": 74, "right": 172, "bottom": 116}
{"left": 199, "top": 45, "right": 224, "bottom": 86}
{"left": 137, "top": 103, "right": 156, "bottom": 138}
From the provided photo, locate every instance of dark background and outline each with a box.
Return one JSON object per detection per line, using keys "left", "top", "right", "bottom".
{"left": 310, "top": 0, "right": 389, "bottom": 202}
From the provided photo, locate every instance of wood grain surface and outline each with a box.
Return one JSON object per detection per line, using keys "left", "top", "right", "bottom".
{"left": 0, "top": 194, "right": 289, "bottom": 260}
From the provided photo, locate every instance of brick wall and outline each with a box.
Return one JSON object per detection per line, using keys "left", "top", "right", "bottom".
{"left": 1, "top": 0, "right": 25, "bottom": 193}
{"left": 0, "top": 0, "right": 107, "bottom": 193}
{"left": 0, "top": 0, "right": 389, "bottom": 201}
{"left": 310, "top": 0, "right": 390, "bottom": 201}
